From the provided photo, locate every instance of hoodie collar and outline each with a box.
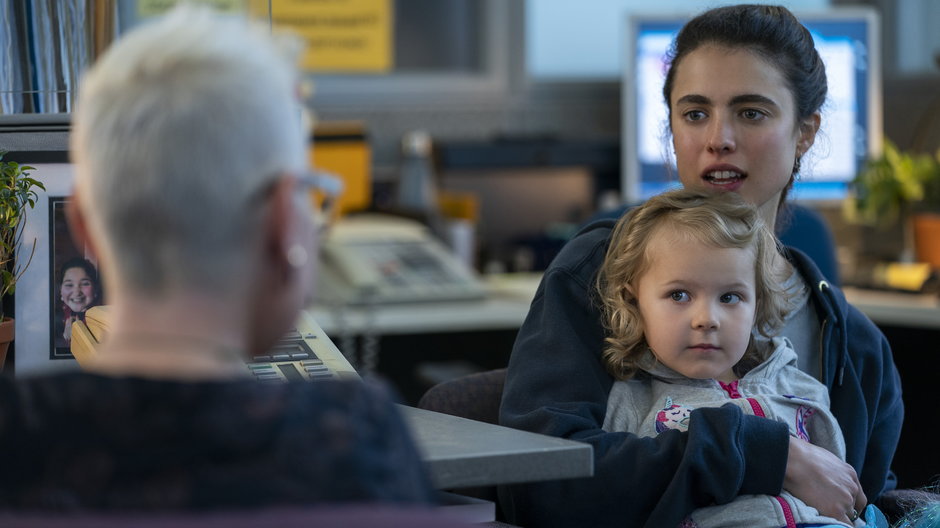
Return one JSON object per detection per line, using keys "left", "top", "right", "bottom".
{"left": 782, "top": 246, "right": 849, "bottom": 386}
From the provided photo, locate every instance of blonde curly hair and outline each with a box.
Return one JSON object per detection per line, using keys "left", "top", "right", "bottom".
{"left": 596, "top": 189, "right": 793, "bottom": 380}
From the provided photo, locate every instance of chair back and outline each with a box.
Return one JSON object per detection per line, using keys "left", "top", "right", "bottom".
{"left": 417, "top": 368, "right": 507, "bottom": 425}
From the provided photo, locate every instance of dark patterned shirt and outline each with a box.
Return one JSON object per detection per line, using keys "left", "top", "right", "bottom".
{"left": 0, "top": 372, "right": 435, "bottom": 511}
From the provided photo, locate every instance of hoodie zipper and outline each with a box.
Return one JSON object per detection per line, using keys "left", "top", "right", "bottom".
{"left": 774, "top": 496, "right": 798, "bottom": 528}
{"left": 718, "top": 381, "right": 767, "bottom": 417}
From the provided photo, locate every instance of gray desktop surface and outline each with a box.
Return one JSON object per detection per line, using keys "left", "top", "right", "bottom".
{"left": 842, "top": 287, "right": 940, "bottom": 329}
{"left": 400, "top": 405, "right": 594, "bottom": 490}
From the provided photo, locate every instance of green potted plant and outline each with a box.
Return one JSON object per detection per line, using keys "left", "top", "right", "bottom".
{"left": 844, "top": 140, "right": 940, "bottom": 268}
{"left": 0, "top": 151, "right": 46, "bottom": 369}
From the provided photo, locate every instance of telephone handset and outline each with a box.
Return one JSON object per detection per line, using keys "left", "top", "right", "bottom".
{"left": 70, "top": 306, "right": 360, "bottom": 383}
{"left": 316, "top": 214, "right": 486, "bottom": 305}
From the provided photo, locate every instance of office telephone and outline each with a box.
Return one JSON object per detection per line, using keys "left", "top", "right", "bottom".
{"left": 70, "top": 306, "right": 360, "bottom": 383}
{"left": 316, "top": 213, "right": 486, "bottom": 305}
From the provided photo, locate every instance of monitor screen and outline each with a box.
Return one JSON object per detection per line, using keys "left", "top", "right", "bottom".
{"left": 622, "top": 8, "right": 882, "bottom": 204}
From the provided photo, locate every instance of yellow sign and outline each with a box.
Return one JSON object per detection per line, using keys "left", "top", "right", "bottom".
{"left": 271, "top": 0, "right": 392, "bottom": 73}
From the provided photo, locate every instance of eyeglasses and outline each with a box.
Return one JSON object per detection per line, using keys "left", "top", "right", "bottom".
{"left": 251, "top": 170, "right": 344, "bottom": 234}
{"left": 294, "top": 170, "right": 343, "bottom": 233}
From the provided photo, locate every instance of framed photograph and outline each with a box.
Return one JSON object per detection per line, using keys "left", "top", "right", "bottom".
{"left": 48, "top": 196, "right": 103, "bottom": 360}
{"left": 14, "top": 161, "right": 87, "bottom": 375}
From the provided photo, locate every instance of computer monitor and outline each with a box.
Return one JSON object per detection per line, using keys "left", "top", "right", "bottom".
{"left": 622, "top": 8, "right": 882, "bottom": 204}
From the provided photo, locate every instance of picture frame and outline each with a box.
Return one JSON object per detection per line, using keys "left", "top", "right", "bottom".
{"left": 48, "top": 196, "right": 103, "bottom": 360}
{"left": 14, "top": 161, "right": 86, "bottom": 375}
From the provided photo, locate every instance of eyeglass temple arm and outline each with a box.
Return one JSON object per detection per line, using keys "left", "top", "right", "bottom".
{"left": 309, "top": 171, "right": 344, "bottom": 197}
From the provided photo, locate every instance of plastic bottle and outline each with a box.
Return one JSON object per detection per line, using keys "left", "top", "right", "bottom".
{"left": 395, "top": 130, "right": 439, "bottom": 217}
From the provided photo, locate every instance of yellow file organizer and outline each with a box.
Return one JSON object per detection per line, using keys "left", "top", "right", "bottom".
{"left": 311, "top": 121, "right": 372, "bottom": 217}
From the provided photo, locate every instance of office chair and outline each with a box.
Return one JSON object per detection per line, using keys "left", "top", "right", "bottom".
{"left": 417, "top": 368, "right": 507, "bottom": 426}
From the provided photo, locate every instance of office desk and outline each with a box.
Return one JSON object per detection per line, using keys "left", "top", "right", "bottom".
{"left": 843, "top": 287, "right": 940, "bottom": 329}
{"left": 401, "top": 405, "right": 594, "bottom": 489}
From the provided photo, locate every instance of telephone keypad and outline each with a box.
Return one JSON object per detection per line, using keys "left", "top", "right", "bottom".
{"left": 246, "top": 332, "right": 338, "bottom": 383}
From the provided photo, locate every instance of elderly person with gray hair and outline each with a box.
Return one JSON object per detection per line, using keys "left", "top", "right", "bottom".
{"left": 0, "top": 6, "right": 434, "bottom": 511}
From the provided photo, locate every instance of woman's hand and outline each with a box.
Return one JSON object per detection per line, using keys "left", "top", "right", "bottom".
{"left": 784, "top": 436, "right": 866, "bottom": 525}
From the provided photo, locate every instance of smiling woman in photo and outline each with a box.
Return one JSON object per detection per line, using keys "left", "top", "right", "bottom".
{"left": 55, "top": 256, "right": 101, "bottom": 347}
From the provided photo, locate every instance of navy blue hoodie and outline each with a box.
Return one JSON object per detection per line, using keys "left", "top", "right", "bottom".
{"left": 498, "top": 218, "right": 903, "bottom": 528}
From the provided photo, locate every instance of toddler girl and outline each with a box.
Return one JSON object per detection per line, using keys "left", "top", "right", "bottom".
{"left": 597, "top": 189, "right": 886, "bottom": 528}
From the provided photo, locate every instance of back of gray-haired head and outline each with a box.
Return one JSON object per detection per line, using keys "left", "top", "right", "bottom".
{"left": 71, "top": 5, "right": 305, "bottom": 296}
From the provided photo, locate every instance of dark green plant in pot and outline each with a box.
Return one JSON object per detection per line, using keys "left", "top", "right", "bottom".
{"left": 0, "top": 151, "right": 46, "bottom": 320}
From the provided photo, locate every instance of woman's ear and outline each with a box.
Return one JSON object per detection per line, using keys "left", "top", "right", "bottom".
{"left": 246, "top": 176, "right": 309, "bottom": 355}
{"left": 65, "top": 190, "right": 97, "bottom": 259}
{"left": 262, "top": 175, "right": 314, "bottom": 285}
{"left": 262, "top": 176, "right": 296, "bottom": 281}
{"left": 797, "top": 112, "right": 821, "bottom": 156}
